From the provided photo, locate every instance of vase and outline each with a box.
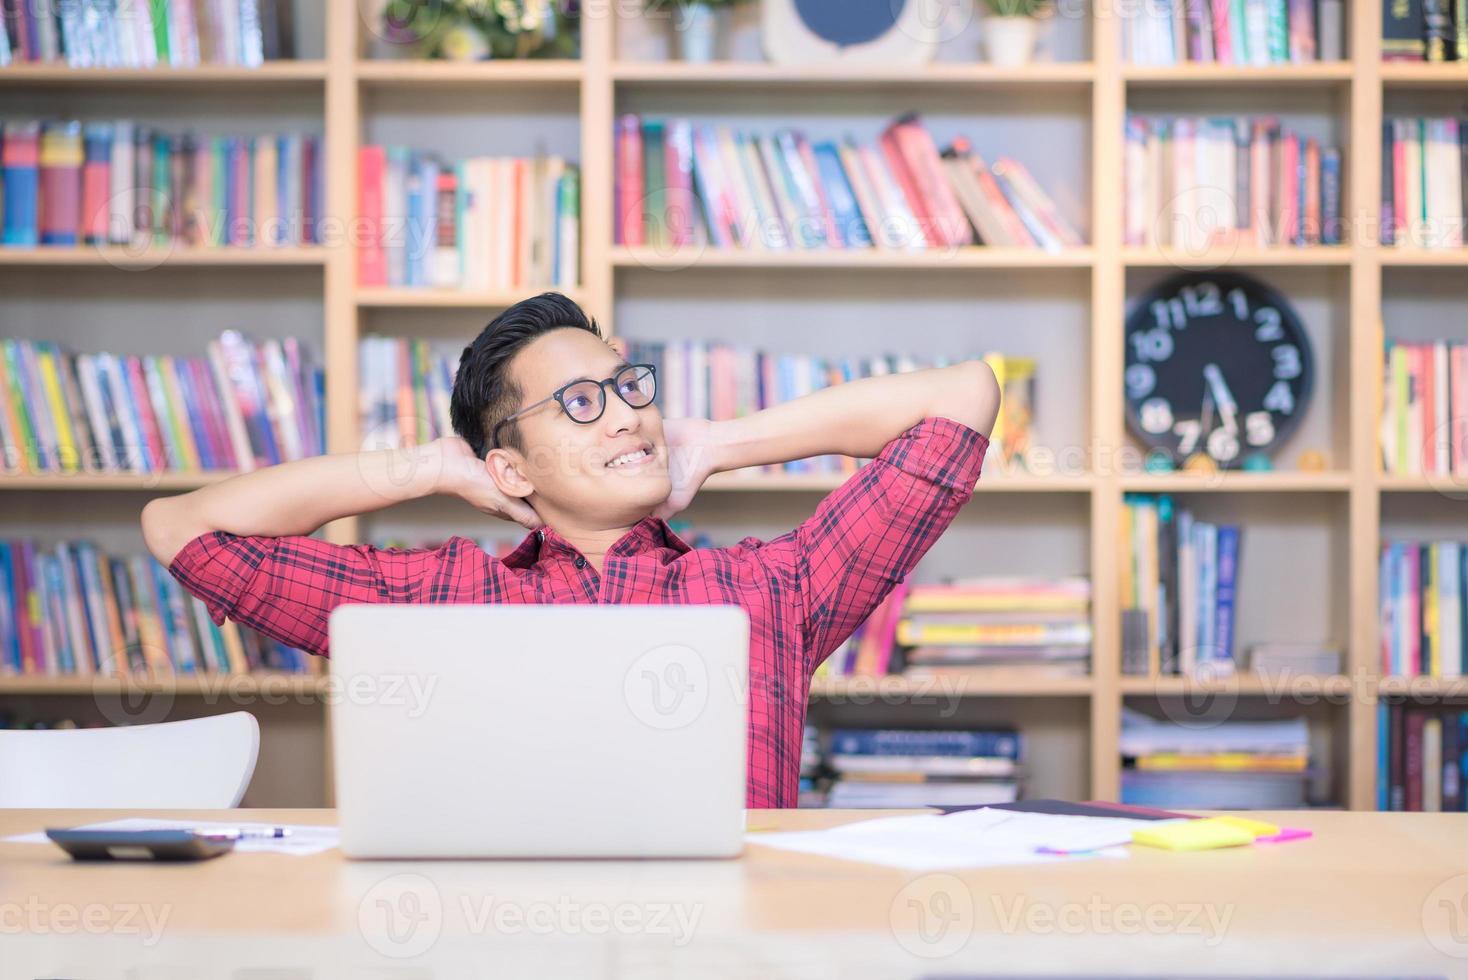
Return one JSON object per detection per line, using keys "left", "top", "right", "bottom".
{"left": 982, "top": 15, "right": 1039, "bottom": 67}
{"left": 676, "top": 4, "right": 720, "bottom": 63}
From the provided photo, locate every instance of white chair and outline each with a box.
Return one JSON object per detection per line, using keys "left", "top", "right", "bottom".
{"left": 0, "top": 712, "right": 260, "bottom": 808}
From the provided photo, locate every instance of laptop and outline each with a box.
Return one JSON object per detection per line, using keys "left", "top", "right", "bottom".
{"left": 328, "top": 604, "right": 750, "bottom": 859}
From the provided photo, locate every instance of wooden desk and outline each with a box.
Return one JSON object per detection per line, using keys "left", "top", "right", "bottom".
{"left": 3, "top": 808, "right": 1467, "bottom": 977}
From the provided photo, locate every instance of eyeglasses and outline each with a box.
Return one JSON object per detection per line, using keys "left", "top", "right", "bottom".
{"left": 490, "top": 364, "right": 658, "bottom": 450}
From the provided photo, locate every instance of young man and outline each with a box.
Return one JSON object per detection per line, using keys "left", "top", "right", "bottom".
{"left": 142, "top": 293, "right": 999, "bottom": 808}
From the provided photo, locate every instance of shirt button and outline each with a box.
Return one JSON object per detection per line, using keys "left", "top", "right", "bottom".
{"left": 574, "top": 557, "right": 587, "bottom": 570}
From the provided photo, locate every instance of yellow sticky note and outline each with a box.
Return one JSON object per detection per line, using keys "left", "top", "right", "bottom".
{"left": 1211, "top": 815, "right": 1280, "bottom": 839}
{"left": 1131, "top": 818, "right": 1257, "bottom": 851}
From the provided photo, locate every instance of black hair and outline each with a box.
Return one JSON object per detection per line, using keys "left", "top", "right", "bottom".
{"left": 450, "top": 292, "right": 603, "bottom": 457}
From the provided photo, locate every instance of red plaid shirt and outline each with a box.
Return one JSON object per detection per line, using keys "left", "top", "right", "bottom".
{"left": 170, "top": 417, "right": 989, "bottom": 807}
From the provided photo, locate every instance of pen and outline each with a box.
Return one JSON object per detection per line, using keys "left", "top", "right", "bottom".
{"left": 192, "top": 827, "right": 292, "bottom": 840}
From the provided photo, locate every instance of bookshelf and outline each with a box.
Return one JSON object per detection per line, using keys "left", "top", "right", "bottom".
{"left": 1, "top": 1, "right": 1462, "bottom": 811}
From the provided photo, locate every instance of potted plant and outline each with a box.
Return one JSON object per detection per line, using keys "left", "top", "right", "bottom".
{"left": 378, "top": 0, "right": 580, "bottom": 61}
{"left": 649, "top": 0, "right": 751, "bottom": 63}
{"left": 978, "top": 0, "right": 1051, "bottom": 67}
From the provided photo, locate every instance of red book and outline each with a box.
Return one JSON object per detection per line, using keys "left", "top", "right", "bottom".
{"left": 13, "top": 541, "right": 39, "bottom": 675}
{"left": 1406, "top": 708, "right": 1425, "bottom": 810}
{"left": 878, "top": 128, "right": 934, "bottom": 250}
{"left": 616, "top": 115, "right": 645, "bottom": 246}
{"left": 81, "top": 126, "right": 111, "bottom": 245}
{"left": 1421, "top": 342, "right": 1437, "bottom": 475}
{"left": 357, "top": 145, "right": 386, "bottom": 285}
{"left": 891, "top": 115, "right": 972, "bottom": 248}
{"left": 1452, "top": 344, "right": 1468, "bottom": 477}
{"left": 1393, "top": 120, "right": 1408, "bottom": 246}
{"left": 1303, "top": 138, "right": 1320, "bottom": 245}
{"left": 664, "top": 120, "right": 696, "bottom": 247}
{"left": 123, "top": 355, "right": 168, "bottom": 472}
{"left": 229, "top": 139, "right": 252, "bottom": 246}
{"left": 511, "top": 159, "right": 526, "bottom": 287}
{"left": 1211, "top": 0, "right": 1233, "bottom": 63}
{"left": 1278, "top": 134, "right": 1299, "bottom": 245}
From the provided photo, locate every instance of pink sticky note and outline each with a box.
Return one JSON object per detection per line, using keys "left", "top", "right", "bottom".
{"left": 1255, "top": 827, "right": 1312, "bottom": 844}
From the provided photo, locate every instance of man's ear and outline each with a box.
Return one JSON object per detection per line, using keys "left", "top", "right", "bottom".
{"left": 486, "top": 448, "right": 534, "bottom": 500}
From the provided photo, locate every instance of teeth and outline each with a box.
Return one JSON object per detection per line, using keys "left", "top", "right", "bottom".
{"left": 607, "top": 449, "right": 648, "bottom": 469}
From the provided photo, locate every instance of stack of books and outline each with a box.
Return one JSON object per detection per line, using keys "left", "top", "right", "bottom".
{"left": 1379, "top": 701, "right": 1468, "bottom": 811}
{"left": 0, "top": 0, "right": 298, "bottom": 67}
{"left": 624, "top": 340, "right": 1036, "bottom": 474}
{"left": 1123, "top": 0, "right": 1346, "bottom": 65}
{"left": 895, "top": 578, "right": 1092, "bottom": 681}
{"left": 358, "top": 336, "right": 457, "bottom": 450}
{"left": 0, "top": 334, "right": 324, "bottom": 476}
{"left": 1123, "top": 115, "right": 1342, "bottom": 249}
{"left": 1379, "top": 539, "right": 1465, "bottom": 677}
{"left": 1122, "top": 495, "right": 1243, "bottom": 678}
{"left": 822, "top": 727, "right": 1021, "bottom": 808}
{"left": 815, "top": 584, "right": 908, "bottom": 677}
{"left": 0, "top": 120, "right": 323, "bottom": 248}
{"left": 357, "top": 147, "right": 580, "bottom": 291}
{"left": 1381, "top": 119, "right": 1468, "bottom": 249}
{"left": 614, "top": 114, "right": 1083, "bottom": 252}
{"left": 1379, "top": 339, "right": 1468, "bottom": 476}
{"left": 1383, "top": 0, "right": 1468, "bottom": 61}
{"left": 0, "top": 538, "right": 311, "bottom": 676}
{"left": 1121, "top": 707, "right": 1312, "bottom": 809}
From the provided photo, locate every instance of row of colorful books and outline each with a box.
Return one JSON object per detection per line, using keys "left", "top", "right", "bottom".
{"left": 614, "top": 113, "right": 1084, "bottom": 253}
{"left": 0, "top": 120, "right": 324, "bottom": 248}
{"left": 357, "top": 147, "right": 581, "bottom": 291}
{"left": 1383, "top": 0, "right": 1468, "bottom": 61}
{"left": 1121, "top": 495, "right": 1243, "bottom": 677}
{"left": 1379, "top": 702, "right": 1468, "bottom": 812}
{"left": 358, "top": 335, "right": 456, "bottom": 451}
{"left": 0, "top": 538, "right": 310, "bottom": 677}
{"left": 1124, "top": 0, "right": 1346, "bottom": 66}
{"left": 0, "top": 0, "right": 297, "bottom": 68}
{"left": 1381, "top": 118, "right": 1468, "bottom": 249}
{"left": 0, "top": 334, "right": 324, "bottom": 475}
{"left": 804, "top": 727, "right": 1022, "bottom": 809}
{"left": 1121, "top": 707, "right": 1313, "bottom": 808}
{"left": 897, "top": 578, "right": 1093, "bottom": 681}
{"left": 1380, "top": 539, "right": 1467, "bottom": 678}
{"left": 1380, "top": 340, "right": 1468, "bottom": 476}
{"left": 625, "top": 340, "right": 1037, "bottom": 473}
{"left": 1123, "top": 115, "right": 1342, "bottom": 249}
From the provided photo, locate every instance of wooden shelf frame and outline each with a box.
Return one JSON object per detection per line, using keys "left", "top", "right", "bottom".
{"left": 0, "top": 3, "right": 1438, "bottom": 813}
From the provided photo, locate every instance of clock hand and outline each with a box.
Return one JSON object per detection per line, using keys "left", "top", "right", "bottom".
{"left": 1203, "top": 363, "right": 1239, "bottom": 431}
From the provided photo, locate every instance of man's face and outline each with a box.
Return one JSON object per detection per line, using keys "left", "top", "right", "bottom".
{"left": 499, "top": 328, "right": 671, "bottom": 525}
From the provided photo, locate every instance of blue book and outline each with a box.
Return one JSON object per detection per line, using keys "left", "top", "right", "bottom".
{"left": 1, "top": 122, "right": 40, "bottom": 247}
{"left": 830, "top": 728, "right": 1021, "bottom": 759}
{"left": 1460, "top": 711, "right": 1468, "bottom": 811}
{"left": 0, "top": 541, "right": 17, "bottom": 673}
{"left": 1321, "top": 147, "right": 1342, "bottom": 244}
{"left": 1213, "top": 524, "right": 1241, "bottom": 665}
{"left": 41, "top": 553, "right": 73, "bottom": 674}
{"left": 1295, "top": 135, "right": 1307, "bottom": 246}
{"left": 812, "top": 142, "right": 871, "bottom": 249}
{"left": 1196, "top": 521, "right": 1217, "bottom": 667}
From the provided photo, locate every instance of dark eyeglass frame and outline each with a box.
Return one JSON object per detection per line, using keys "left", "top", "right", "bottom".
{"left": 489, "top": 363, "right": 658, "bottom": 451}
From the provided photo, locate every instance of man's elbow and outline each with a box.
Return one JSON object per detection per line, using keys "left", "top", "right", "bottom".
{"left": 141, "top": 496, "right": 192, "bottom": 568}
{"left": 947, "top": 359, "right": 1001, "bottom": 438}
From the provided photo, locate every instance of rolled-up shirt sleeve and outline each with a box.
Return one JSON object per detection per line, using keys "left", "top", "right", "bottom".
{"left": 760, "top": 416, "right": 989, "bottom": 671}
{"left": 168, "top": 531, "right": 447, "bottom": 657}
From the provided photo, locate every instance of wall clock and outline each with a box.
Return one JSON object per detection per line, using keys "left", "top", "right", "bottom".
{"left": 762, "top": 0, "right": 942, "bottom": 66}
{"left": 1124, "top": 271, "right": 1314, "bottom": 468}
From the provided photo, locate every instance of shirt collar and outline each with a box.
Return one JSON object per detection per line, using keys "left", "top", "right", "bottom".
{"left": 502, "top": 516, "right": 692, "bottom": 570}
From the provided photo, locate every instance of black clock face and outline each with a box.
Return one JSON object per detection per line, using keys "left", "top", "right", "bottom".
{"left": 1124, "top": 272, "right": 1314, "bottom": 468}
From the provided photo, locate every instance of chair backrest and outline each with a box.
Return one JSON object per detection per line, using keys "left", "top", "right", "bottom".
{"left": 0, "top": 712, "right": 260, "bottom": 808}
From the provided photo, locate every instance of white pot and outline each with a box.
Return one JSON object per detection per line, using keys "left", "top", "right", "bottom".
{"left": 676, "top": 4, "right": 720, "bottom": 63}
{"left": 982, "top": 15, "right": 1040, "bottom": 67}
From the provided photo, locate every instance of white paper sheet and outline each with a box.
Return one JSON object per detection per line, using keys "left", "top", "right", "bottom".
{"left": 6, "top": 817, "right": 339, "bottom": 856}
{"left": 748, "top": 807, "right": 1162, "bottom": 871}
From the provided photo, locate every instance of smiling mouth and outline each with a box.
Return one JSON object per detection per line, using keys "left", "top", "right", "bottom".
{"left": 605, "top": 448, "right": 651, "bottom": 469}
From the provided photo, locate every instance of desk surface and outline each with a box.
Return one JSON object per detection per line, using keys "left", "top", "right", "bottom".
{"left": 3, "top": 807, "right": 1467, "bottom": 978}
